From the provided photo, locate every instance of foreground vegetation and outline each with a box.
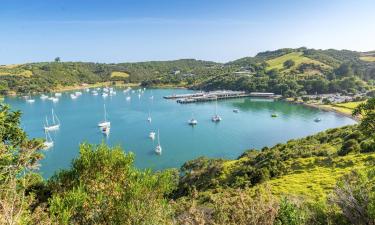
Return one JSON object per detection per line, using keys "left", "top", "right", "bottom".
{"left": 1, "top": 98, "right": 375, "bottom": 224}
{"left": 1, "top": 48, "right": 375, "bottom": 97}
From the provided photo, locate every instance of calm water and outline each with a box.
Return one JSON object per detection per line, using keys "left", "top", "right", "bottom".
{"left": 4, "top": 88, "right": 356, "bottom": 177}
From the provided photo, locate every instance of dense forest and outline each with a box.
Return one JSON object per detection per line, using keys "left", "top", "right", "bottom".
{"left": 1, "top": 98, "right": 375, "bottom": 224}
{"left": 1, "top": 48, "right": 375, "bottom": 96}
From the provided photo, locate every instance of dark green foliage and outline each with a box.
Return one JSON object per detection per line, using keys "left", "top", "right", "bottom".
{"left": 338, "top": 139, "right": 360, "bottom": 156}
{"left": 0, "top": 104, "right": 46, "bottom": 224}
{"left": 283, "top": 59, "right": 295, "bottom": 69}
{"left": 48, "top": 143, "right": 178, "bottom": 224}
{"left": 360, "top": 139, "right": 375, "bottom": 153}
{"left": 275, "top": 198, "right": 304, "bottom": 225}
{"left": 353, "top": 98, "right": 375, "bottom": 138}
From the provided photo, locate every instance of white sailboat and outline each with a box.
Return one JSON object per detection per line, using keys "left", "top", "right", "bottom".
{"left": 149, "top": 131, "right": 156, "bottom": 140}
{"left": 155, "top": 130, "right": 162, "bottom": 155}
{"left": 126, "top": 96, "right": 131, "bottom": 101}
{"left": 70, "top": 93, "right": 78, "bottom": 99}
{"left": 55, "top": 92, "right": 62, "bottom": 97}
{"left": 98, "top": 104, "right": 111, "bottom": 127}
{"left": 43, "top": 130, "right": 54, "bottom": 150}
{"left": 40, "top": 94, "right": 48, "bottom": 100}
{"left": 26, "top": 94, "right": 35, "bottom": 103}
{"left": 101, "top": 126, "right": 110, "bottom": 136}
{"left": 211, "top": 99, "right": 222, "bottom": 122}
{"left": 188, "top": 113, "right": 198, "bottom": 125}
{"left": 44, "top": 109, "right": 60, "bottom": 131}
{"left": 51, "top": 97, "right": 59, "bottom": 103}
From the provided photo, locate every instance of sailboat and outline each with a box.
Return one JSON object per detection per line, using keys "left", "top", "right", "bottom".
{"left": 188, "top": 113, "right": 198, "bottom": 125}
{"left": 155, "top": 130, "right": 162, "bottom": 155}
{"left": 101, "top": 126, "right": 110, "bottom": 136}
{"left": 44, "top": 109, "right": 60, "bottom": 131}
{"left": 149, "top": 131, "right": 156, "bottom": 140}
{"left": 43, "top": 130, "right": 54, "bottom": 150}
{"left": 40, "top": 94, "right": 48, "bottom": 100}
{"left": 314, "top": 118, "right": 322, "bottom": 122}
{"left": 98, "top": 104, "right": 111, "bottom": 127}
{"left": 26, "top": 94, "right": 35, "bottom": 103}
{"left": 211, "top": 99, "right": 222, "bottom": 122}
{"left": 70, "top": 93, "right": 78, "bottom": 99}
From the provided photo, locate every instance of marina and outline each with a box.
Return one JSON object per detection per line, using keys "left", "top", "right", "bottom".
{"left": 163, "top": 91, "right": 279, "bottom": 104}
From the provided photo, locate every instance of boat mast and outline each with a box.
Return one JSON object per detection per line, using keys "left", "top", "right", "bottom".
{"left": 52, "top": 109, "right": 56, "bottom": 125}
{"left": 215, "top": 99, "right": 218, "bottom": 116}
{"left": 104, "top": 104, "right": 107, "bottom": 122}
{"left": 158, "top": 129, "right": 160, "bottom": 146}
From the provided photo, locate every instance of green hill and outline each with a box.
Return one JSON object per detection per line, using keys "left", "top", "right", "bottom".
{"left": 1, "top": 48, "right": 374, "bottom": 96}
{"left": 265, "top": 51, "right": 331, "bottom": 72}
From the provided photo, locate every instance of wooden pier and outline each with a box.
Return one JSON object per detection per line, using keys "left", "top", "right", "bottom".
{"left": 163, "top": 91, "right": 278, "bottom": 104}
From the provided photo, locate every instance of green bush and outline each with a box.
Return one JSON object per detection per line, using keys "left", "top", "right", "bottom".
{"left": 338, "top": 139, "right": 360, "bottom": 156}
{"left": 275, "top": 198, "right": 304, "bottom": 225}
{"left": 360, "top": 139, "right": 375, "bottom": 153}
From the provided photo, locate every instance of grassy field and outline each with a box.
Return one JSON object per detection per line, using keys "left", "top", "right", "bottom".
{"left": 265, "top": 153, "right": 375, "bottom": 200}
{"left": 110, "top": 71, "right": 130, "bottom": 78}
{"left": 0, "top": 68, "right": 33, "bottom": 77}
{"left": 266, "top": 52, "right": 330, "bottom": 71}
{"left": 360, "top": 56, "right": 375, "bottom": 62}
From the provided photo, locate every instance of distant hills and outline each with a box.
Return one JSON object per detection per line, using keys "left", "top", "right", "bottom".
{"left": 0, "top": 47, "right": 374, "bottom": 95}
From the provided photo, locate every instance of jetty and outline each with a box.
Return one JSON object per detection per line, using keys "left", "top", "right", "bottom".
{"left": 163, "top": 91, "right": 278, "bottom": 104}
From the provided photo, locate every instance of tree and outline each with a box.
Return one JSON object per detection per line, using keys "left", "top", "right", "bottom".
{"left": 353, "top": 98, "right": 375, "bottom": 138}
{"left": 283, "top": 60, "right": 295, "bottom": 69}
{"left": 54, "top": 57, "right": 61, "bottom": 62}
{"left": 48, "top": 143, "right": 177, "bottom": 224}
{"left": 0, "top": 104, "right": 46, "bottom": 224}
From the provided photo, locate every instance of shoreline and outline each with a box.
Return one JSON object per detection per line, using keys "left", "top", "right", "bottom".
{"left": 285, "top": 100, "right": 360, "bottom": 122}
{"left": 5, "top": 82, "right": 141, "bottom": 97}
{"left": 52, "top": 82, "right": 141, "bottom": 93}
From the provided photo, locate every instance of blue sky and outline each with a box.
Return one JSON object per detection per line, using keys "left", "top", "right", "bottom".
{"left": 0, "top": 0, "right": 374, "bottom": 64}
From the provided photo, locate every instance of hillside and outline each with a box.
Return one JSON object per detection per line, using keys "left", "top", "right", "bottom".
{"left": 265, "top": 51, "right": 331, "bottom": 72}
{"left": 1, "top": 48, "right": 374, "bottom": 96}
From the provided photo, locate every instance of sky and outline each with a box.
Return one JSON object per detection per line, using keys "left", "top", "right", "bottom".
{"left": 0, "top": 0, "right": 374, "bottom": 64}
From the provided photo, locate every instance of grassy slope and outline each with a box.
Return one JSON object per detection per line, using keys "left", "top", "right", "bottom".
{"left": 360, "top": 56, "right": 375, "bottom": 62}
{"left": 0, "top": 65, "right": 33, "bottom": 77}
{"left": 266, "top": 52, "right": 331, "bottom": 71}
{"left": 319, "top": 101, "right": 365, "bottom": 116}
{"left": 110, "top": 71, "right": 130, "bottom": 78}
{"left": 266, "top": 153, "right": 375, "bottom": 200}
{"left": 180, "top": 124, "right": 375, "bottom": 204}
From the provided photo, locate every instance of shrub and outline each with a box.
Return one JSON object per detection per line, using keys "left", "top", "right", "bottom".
{"left": 360, "top": 139, "right": 375, "bottom": 153}
{"left": 338, "top": 139, "right": 360, "bottom": 156}
{"left": 275, "top": 198, "right": 304, "bottom": 225}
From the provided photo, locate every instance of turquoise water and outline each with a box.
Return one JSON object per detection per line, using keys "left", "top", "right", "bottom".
{"left": 4, "top": 88, "right": 356, "bottom": 178}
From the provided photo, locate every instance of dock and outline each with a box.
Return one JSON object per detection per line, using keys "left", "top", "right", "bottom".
{"left": 164, "top": 91, "right": 278, "bottom": 104}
